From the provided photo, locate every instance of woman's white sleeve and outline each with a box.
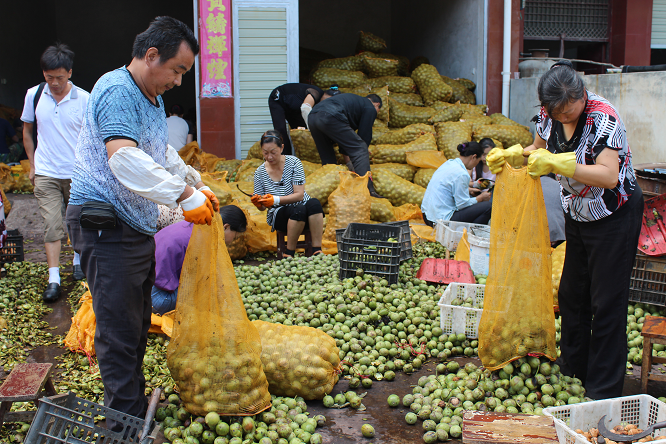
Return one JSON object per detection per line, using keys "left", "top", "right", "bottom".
{"left": 108, "top": 146, "right": 187, "bottom": 209}
{"left": 164, "top": 144, "right": 202, "bottom": 186}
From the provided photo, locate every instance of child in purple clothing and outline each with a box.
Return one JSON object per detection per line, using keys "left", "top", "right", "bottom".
{"left": 151, "top": 205, "right": 247, "bottom": 314}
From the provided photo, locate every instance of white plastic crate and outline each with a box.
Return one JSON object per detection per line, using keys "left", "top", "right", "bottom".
{"left": 437, "top": 282, "right": 485, "bottom": 338}
{"left": 435, "top": 220, "right": 490, "bottom": 251}
{"left": 543, "top": 395, "right": 666, "bottom": 444}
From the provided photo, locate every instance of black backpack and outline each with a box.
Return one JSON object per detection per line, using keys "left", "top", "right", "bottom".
{"left": 31, "top": 82, "right": 46, "bottom": 150}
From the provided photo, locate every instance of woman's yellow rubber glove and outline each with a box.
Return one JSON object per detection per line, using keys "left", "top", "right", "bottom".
{"left": 527, "top": 148, "right": 577, "bottom": 179}
{"left": 486, "top": 144, "right": 526, "bottom": 174}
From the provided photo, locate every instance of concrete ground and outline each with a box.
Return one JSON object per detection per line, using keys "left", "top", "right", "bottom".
{"left": 3, "top": 192, "right": 666, "bottom": 443}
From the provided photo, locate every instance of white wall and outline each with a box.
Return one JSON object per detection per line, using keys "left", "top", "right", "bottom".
{"left": 390, "top": 0, "right": 486, "bottom": 103}
{"left": 299, "top": 0, "right": 392, "bottom": 57}
{"left": 508, "top": 72, "right": 666, "bottom": 165}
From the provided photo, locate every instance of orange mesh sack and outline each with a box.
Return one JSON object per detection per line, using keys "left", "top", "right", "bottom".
{"left": 167, "top": 214, "right": 271, "bottom": 416}
{"left": 405, "top": 150, "right": 447, "bottom": 169}
{"left": 64, "top": 288, "right": 96, "bottom": 356}
{"left": 0, "top": 164, "right": 14, "bottom": 193}
{"left": 252, "top": 320, "right": 341, "bottom": 399}
{"left": 304, "top": 164, "right": 347, "bottom": 207}
{"left": 323, "top": 172, "right": 371, "bottom": 242}
{"left": 478, "top": 164, "right": 556, "bottom": 371}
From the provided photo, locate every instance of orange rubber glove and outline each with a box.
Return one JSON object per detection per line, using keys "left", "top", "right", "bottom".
{"left": 181, "top": 189, "right": 214, "bottom": 225}
{"left": 198, "top": 186, "right": 220, "bottom": 212}
{"left": 251, "top": 194, "right": 263, "bottom": 209}
{"left": 259, "top": 194, "right": 280, "bottom": 207}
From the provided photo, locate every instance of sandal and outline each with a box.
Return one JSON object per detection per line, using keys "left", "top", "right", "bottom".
{"left": 312, "top": 250, "right": 324, "bottom": 256}
{"left": 280, "top": 253, "right": 293, "bottom": 259}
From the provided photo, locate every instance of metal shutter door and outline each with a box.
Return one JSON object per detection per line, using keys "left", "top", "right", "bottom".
{"left": 237, "top": 7, "right": 287, "bottom": 159}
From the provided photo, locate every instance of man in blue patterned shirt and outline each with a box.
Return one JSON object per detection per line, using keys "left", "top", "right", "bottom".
{"left": 67, "top": 17, "right": 218, "bottom": 428}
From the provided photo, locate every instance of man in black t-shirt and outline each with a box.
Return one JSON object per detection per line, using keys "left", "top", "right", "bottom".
{"left": 308, "top": 93, "right": 382, "bottom": 196}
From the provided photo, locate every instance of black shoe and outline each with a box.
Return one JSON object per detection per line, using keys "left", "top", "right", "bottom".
{"left": 42, "top": 283, "right": 61, "bottom": 303}
{"left": 369, "top": 190, "right": 385, "bottom": 199}
{"left": 72, "top": 264, "right": 85, "bottom": 281}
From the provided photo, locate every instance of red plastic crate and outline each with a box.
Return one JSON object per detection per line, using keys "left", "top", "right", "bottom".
{"left": 416, "top": 258, "right": 476, "bottom": 285}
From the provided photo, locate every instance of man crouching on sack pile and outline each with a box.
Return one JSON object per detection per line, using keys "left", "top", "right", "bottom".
{"left": 66, "top": 16, "right": 219, "bottom": 430}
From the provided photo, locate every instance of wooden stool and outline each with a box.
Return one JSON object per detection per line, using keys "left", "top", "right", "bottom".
{"left": 276, "top": 230, "right": 313, "bottom": 259}
{"left": 0, "top": 363, "right": 57, "bottom": 426}
{"left": 641, "top": 316, "right": 666, "bottom": 393}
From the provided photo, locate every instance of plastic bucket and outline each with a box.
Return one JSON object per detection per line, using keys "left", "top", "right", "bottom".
{"left": 468, "top": 231, "right": 490, "bottom": 275}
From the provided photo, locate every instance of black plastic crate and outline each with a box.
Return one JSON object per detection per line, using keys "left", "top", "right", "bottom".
{"left": 630, "top": 252, "right": 666, "bottom": 307}
{"left": 1, "top": 229, "right": 24, "bottom": 264}
{"left": 339, "top": 223, "right": 401, "bottom": 284}
{"left": 383, "top": 220, "right": 413, "bottom": 261}
{"left": 25, "top": 392, "right": 158, "bottom": 443}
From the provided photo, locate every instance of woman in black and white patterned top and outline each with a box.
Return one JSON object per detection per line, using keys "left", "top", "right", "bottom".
{"left": 253, "top": 130, "right": 323, "bottom": 258}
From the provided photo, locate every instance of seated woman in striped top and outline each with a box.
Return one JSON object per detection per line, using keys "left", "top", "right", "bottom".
{"left": 252, "top": 130, "right": 324, "bottom": 258}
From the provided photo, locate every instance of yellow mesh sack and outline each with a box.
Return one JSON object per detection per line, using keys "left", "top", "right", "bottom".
{"left": 410, "top": 223, "right": 436, "bottom": 242}
{"left": 394, "top": 204, "right": 424, "bottom": 222}
{"left": 478, "top": 164, "right": 556, "bottom": 371}
{"left": 489, "top": 113, "right": 531, "bottom": 132}
{"left": 369, "top": 133, "right": 437, "bottom": 165}
{"left": 0, "top": 163, "right": 14, "bottom": 193}
{"left": 167, "top": 214, "right": 271, "bottom": 416}
{"left": 454, "top": 228, "right": 471, "bottom": 263}
{"left": 363, "top": 57, "right": 399, "bottom": 78}
{"left": 389, "top": 99, "right": 435, "bottom": 128}
{"left": 235, "top": 159, "right": 263, "bottom": 183}
{"left": 406, "top": 150, "right": 447, "bottom": 169}
{"left": 10, "top": 165, "right": 32, "bottom": 193}
{"left": 373, "top": 169, "right": 426, "bottom": 207}
{"left": 429, "top": 105, "right": 464, "bottom": 124}
{"left": 435, "top": 121, "right": 473, "bottom": 159}
{"left": 473, "top": 125, "right": 534, "bottom": 149}
{"left": 227, "top": 233, "right": 248, "bottom": 260}
{"left": 1, "top": 188, "right": 10, "bottom": 216}
{"left": 552, "top": 242, "right": 566, "bottom": 310}
{"left": 245, "top": 213, "right": 277, "bottom": 253}
{"left": 312, "top": 68, "right": 367, "bottom": 89}
{"left": 64, "top": 288, "right": 96, "bottom": 356}
{"left": 413, "top": 168, "right": 436, "bottom": 188}
{"left": 411, "top": 64, "right": 452, "bottom": 105}
{"left": 304, "top": 164, "right": 348, "bottom": 207}
{"left": 375, "top": 123, "right": 435, "bottom": 145}
{"left": 178, "top": 142, "right": 202, "bottom": 167}
{"left": 213, "top": 159, "right": 243, "bottom": 180}
{"left": 301, "top": 160, "right": 320, "bottom": 177}
{"left": 370, "top": 197, "right": 396, "bottom": 222}
{"left": 246, "top": 141, "right": 263, "bottom": 160}
{"left": 323, "top": 172, "right": 371, "bottom": 242}
{"left": 252, "top": 320, "right": 341, "bottom": 399}
{"left": 370, "top": 163, "right": 418, "bottom": 182}
{"left": 390, "top": 93, "right": 424, "bottom": 107}
{"left": 200, "top": 172, "right": 232, "bottom": 206}
{"left": 367, "top": 76, "right": 416, "bottom": 94}
{"left": 291, "top": 129, "right": 321, "bottom": 164}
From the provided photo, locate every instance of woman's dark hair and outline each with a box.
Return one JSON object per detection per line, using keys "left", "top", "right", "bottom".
{"left": 366, "top": 94, "right": 382, "bottom": 108}
{"left": 220, "top": 205, "right": 247, "bottom": 233}
{"left": 537, "top": 60, "right": 586, "bottom": 116}
{"left": 132, "top": 16, "right": 200, "bottom": 63}
{"left": 479, "top": 138, "right": 496, "bottom": 150}
{"left": 260, "top": 130, "right": 284, "bottom": 147}
{"left": 457, "top": 141, "right": 484, "bottom": 158}
{"left": 40, "top": 43, "right": 75, "bottom": 72}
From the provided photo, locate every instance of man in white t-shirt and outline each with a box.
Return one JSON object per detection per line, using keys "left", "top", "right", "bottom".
{"left": 21, "top": 43, "right": 90, "bottom": 302}
{"left": 166, "top": 104, "right": 192, "bottom": 149}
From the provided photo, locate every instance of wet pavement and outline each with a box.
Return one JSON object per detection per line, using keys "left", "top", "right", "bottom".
{"left": 4, "top": 192, "right": 666, "bottom": 443}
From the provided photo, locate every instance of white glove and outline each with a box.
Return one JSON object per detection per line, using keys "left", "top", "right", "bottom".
{"left": 179, "top": 188, "right": 207, "bottom": 212}
{"left": 300, "top": 103, "right": 313, "bottom": 128}
{"left": 109, "top": 146, "right": 187, "bottom": 209}
{"left": 198, "top": 185, "right": 211, "bottom": 192}
{"left": 164, "top": 144, "right": 202, "bottom": 186}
